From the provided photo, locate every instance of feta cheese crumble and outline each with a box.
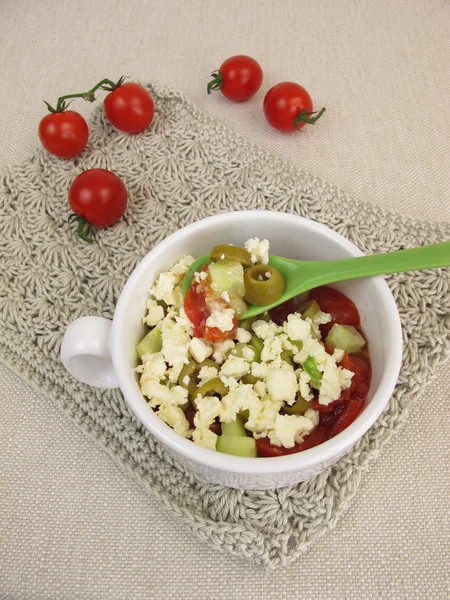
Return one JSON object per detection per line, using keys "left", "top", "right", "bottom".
{"left": 244, "top": 237, "right": 270, "bottom": 265}
{"left": 205, "top": 309, "right": 235, "bottom": 332}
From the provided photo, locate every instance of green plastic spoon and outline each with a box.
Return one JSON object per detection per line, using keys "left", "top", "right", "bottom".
{"left": 182, "top": 241, "right": 450, "bottom": 320}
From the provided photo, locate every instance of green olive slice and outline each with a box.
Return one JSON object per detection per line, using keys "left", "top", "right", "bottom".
{"left": 283, "top": 394, "right": 312, "bottom": 415}
{"left": 243, "top": 265, "right": 285, "bottom": 306}
{"left": 193, "top": 377, "right": 229, "bottom": 400}
{"left": 210, "top": 244, "right": 253, "bottom": 267}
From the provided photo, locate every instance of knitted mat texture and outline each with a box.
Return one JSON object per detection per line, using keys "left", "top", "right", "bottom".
{"left": 0, "top": 82, "right": 449, "bottom": 568}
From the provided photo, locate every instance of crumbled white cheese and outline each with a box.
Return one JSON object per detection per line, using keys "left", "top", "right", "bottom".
{"left": 298, "top": 370, "right": 314, "bottom": 402}
{"left": 212, "top": 339, "right": 236, "bottom": 364}
{"left": 333, "top": 348, "right": 345, "bottom": 363}
{"left": 252, "top": 320, "right": 282, "bottom": 339}
{"left": 182, "top": 375, "right": 190, "bottom": 387}
{"left": 268, "top": 414, "right": 316, "bottom": 448}
{"left": 261, "top": 336, "right": 283, "bottom": 362}
{"left": 251, "top": 361, "right": 269, "bottom": 379}
{"left": 266, "top": 366, "right": 297, "bottom": 403}
{"left": 220, "top": 356, "right": 250, "bottom": 378}
{"left": 244, "top": 237, "right": 270, "bottom": 265}
{"left": 253, "top": 380, "right": 267, "bottom": 398}
{"left": 143, "top": 304, "right": 165, "bottom": 327}
{"left": 189, "top": 337, "right": 212, "bottom": 363}
{"left": 141, "top": 381, "right": 188, "bottom": 408}
{"left": 220, "top": 385, "right": 260, "bottom": 422}
{"left": 198, "top": 365, "right": 219, "bottom": 386}
{"left": 219, "top": 375, "right": 240, "bottom": 390}
{"left": 161, "top": 314, "right": 191, "bottom": 370}
{"left": 205, "top": 309, "right": 235, "bottom": 332}
{"left": 140, "top": 353, "right": 167, "bottom": 383}
{"left": 318, "top": 356, "right": 354, "bottom": 405}
{"left": 245, "top": 398, "right": 283, "bottom": 436}
{"left": 192, "top": 428, "right": 218, "bottom": 450}
{"left": 157, "top": 405, "right": 191, "bottom": 438}
{"left": 242, "top": 345, "right": 256, "bottom": 362}
{"left": 221, "top": 291, "right": 231, "bottom": 303}
{"left": 150, "top": 272, "right": 179, "bottom": 306}
{"left": 236, "top": 327, "right": 252, "bottom": 344}
{"left": 304, "top": 409, "right": 320, "bottom": 427}
{"left": 283, "top": 313, "right": 311, "bottom": 342}
{"left": 169, "top": 255, "right": 195, "bottom": 277}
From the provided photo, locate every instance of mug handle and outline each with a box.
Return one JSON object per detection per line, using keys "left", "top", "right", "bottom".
{"left": 60, "top": 316, "right": 120, "bottom": 389}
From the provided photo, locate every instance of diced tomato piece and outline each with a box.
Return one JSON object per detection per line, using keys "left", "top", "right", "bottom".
{"left": 328, "top": 396, "right": 365, "bottom": 438}
{"left": 311, "top": 397, "right": 345, "bottom": 413}
{"left": 184, "top": 286, "right": 209, "bottom": 338}
{"left": 349, "top": 355, "right": 371, "bottom": 400}
{"left": 255, "top": 426, "right": 327, "bottom": 457}
{"left": 269, "top": 297, "right": 302, "bottom": 325}
{"left": 308, "top": 286, "right": 360, "bottom": 336}
{"left": 203, "top": 316, "right": 238, "bottom": 343}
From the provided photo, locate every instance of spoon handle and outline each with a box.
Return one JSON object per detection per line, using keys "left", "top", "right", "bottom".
{"left": 307, "top": 241, "right": 450, "bottom": 288}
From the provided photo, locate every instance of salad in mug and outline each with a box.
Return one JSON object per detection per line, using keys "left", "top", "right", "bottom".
{"left": 136, "top": 238, "right": 371, "bottom": 458}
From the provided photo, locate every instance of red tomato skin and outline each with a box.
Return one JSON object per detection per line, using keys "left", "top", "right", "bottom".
{"left": 219, "top": 55, "right": 263, "bottom": 101}
{"left": 256, "top": 426, "right": 327, "bottom": 457}
{"left": 263, "top": 82, "right": 313, "bottom": 132}
{"left": 68, "top": 169, "right": 128, "bottom": 227}
{"left": 184, "top": 284, "right": 237, "bottom": 342}
{"left": 104, "top": 83, "right": 154, "bottom": 134}
{"left": 308, "top": 286, "right": 361, "bottom": 337}
{"left": 38, "top": 111, "right": 88, "bottom": 158}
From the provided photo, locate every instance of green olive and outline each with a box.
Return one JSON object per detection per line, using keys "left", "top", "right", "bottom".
{"left": 194, "top": 377, "right": 229, "bottom": 400}
{"left": 210, "top": 244, "right": 253, "bottom": 267}
{"left": 242, "top": 374, "right": 260, "bottom": 385}
{"left": 249, "top": 334, "right": 263, "bottom": 362}
{"left": 280, "top": 350, "right": 294, "bottom": 366}
{"left": 178, "top": 359, "right": 198, "bottom": 394}
{"left": 243, "top": 265, "right": 285, "bottom": 306}
{"left": 283, "top": 394, "right": 312, "bottom": 415}
{"left": 198, "top": 359, "right": 220, "bottom": 370}
{"left": 239, "top": 316, "right": 257, "bottom": 331}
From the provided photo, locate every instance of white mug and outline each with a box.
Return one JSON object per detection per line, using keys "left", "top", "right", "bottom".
{"left": 61, "top": 211, "right": 403, "bottom": 490}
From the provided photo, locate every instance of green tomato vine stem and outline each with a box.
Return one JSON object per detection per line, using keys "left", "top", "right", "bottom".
{"left": 44, "top": 76, "right": 126, "bottom": 113}
{"left": 293, "top": 107, "right": 326, "bottom": 128}
{"left": 68, "top": 214, "right": 94, "bottom": 244}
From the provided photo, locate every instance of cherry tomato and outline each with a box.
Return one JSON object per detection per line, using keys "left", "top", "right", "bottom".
{"left": 308, "top": 286, "right": 360, "bottom": 336}
{"left": 68, "top": 169, "right": 128, "bottom": 227}
{"left": 207, "top": 55, "right": 263, "bottom": 101}
{"left": 263, "top": 82, "right": 325, "bottom": 132}
{"left": 38, "top": 110, "right": 88, "bottom": 158}
{"left": 104, "top": 82, "right": 154, "bottom": 134}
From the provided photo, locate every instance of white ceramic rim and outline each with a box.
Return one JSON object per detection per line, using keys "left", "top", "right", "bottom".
{"left": 112, "top": 210, "right": 403, "bottom": 476}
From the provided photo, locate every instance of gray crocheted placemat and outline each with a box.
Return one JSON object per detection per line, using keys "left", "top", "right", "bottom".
{"left": 0, "top": 82, "right": 449, "bottom": 568}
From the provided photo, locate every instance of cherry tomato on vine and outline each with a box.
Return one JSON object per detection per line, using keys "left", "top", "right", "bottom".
{"left": 68, "top": 169, "right": 128, "bottom": 243}
{"left": 104, "top": 82, "right": 154, "bottom": 134}
{"left": 38, "top": 110, "right": 89, "bottom": 159}
{"left": 263, "top": 82, "right": 325, "bottom": 132}
{"left": 207, "top": 55, "right": 263, "bottom": 101}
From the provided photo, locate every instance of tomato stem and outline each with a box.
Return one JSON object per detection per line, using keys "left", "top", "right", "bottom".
{"left": 44, "top": 76, "right": 126, "bottom": 113}
{"left": 293, "top": 106, "right": 326, "bottom": 129}
{"left": 68, "top": 214, "right": 94, "bottom": 244}
{"left": 207, "top": 71, "right": 223, "bottom": 95}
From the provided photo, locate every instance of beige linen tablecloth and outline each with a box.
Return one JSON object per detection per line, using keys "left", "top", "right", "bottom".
{"left": 1, "top": 1, "right": 449, "bottom": 598}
